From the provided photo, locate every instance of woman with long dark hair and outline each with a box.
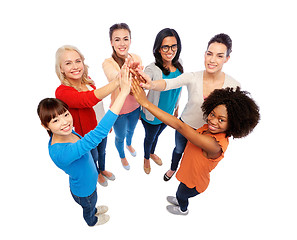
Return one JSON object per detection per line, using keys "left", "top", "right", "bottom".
{"left": 138, "top": 33, "right": 241, "bottom": 180}
{"left": 38, "top": 65, "right": 132, "bottom": 226}
{"left": 102, "top": 23, "right": 142, "bottom": 170}
{"left": 141, "top": 28, "right": 183, "bottom": 174}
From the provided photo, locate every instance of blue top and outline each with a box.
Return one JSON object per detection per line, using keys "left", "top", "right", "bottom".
{"left": 48, "top": 110, "right": 117, "bottom": 197}
{"left": 141, "top": 69, "right": 182, "bottom": 125}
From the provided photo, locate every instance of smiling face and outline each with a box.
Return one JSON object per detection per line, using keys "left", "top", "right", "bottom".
{"left": 159, "top": 36, "right": 178, "bottom": 65}
{"left": 60, "top": 50, "right": 84, "bottom": 83}
{"left": 45, "top": 110, "right": 73, "bottom": 138}
{"left": 204, "top": 42, "right": 230, "bottom": 74}
{"left": 207, "top": 104, "right": 228, "bottom": 134}
{"left": 111, "top": 29, "right": 131, "bottom": 58}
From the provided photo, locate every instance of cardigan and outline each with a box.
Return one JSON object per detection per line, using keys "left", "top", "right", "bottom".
{"left": 143, "top": 62, "right": 182, "bottom": 122}
{"left": 102, "top": 53, "right": 142, "bottom": 115}
{"left": 55, "top": 84, "right": 101, "bottom": 136}
{"left": 164, "top": 71, "right": 240, "bottom": 129}
{"left": 48, "top": 110, "right": 117, "bottom": 197}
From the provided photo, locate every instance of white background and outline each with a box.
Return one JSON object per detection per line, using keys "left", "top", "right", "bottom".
{"left": 1, "top": 0, "right": 296, "bottom": 239}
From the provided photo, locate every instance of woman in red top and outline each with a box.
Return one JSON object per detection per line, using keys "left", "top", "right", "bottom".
{"left": 55, "top": 45, "right": 119, "bottom": 186}
{"left": 131, "top": 77, "right": 260, "bottom": 215}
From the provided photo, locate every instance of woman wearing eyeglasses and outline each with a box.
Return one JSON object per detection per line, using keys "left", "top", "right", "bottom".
{"left": 141, "top": 28, "right": 183, "bottom": 174}
{"left": 138, "top": 33, "right": 241, "bottom": 180}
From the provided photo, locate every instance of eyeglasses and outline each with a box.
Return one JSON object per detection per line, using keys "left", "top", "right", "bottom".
{"left": 160, "top": 44, "right": 178, "bottom": 53}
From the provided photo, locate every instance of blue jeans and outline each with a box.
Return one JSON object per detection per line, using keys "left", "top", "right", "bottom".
{"left": 170, "top": 129, "right": 188, "bottom": 171}
{"left": 71, "top": 189, "right": 98, "bottom": 226}
{"left": 113, "top": 107, "right": 140, "bottom": 158}
{"left": 176, "top": 182, "right": 200, "bottom": 212}
{"left": 141, "top": 118, "right": 167, "bottom": 159}
{"left": 91, "top": 136, "right": 108, "bottom": 173}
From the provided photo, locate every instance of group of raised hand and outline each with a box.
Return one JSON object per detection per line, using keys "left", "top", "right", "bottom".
{"left": 118, "top": 57, "right": 151, "bottom": 107}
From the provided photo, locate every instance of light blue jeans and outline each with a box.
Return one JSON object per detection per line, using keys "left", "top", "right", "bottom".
{"left": 113, "top": 107, "right": 140, "bottom": 158}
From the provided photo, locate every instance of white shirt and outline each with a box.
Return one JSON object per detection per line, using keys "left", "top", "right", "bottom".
{"left": 86, "top": 85, "right": 105, "bottom": 123}
{"left": 164, "top": 71, "right": 241, "bottom": 129}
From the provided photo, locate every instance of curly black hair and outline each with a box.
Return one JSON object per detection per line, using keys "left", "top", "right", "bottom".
{"left": 201, "top": 87, "right": 260, "bottom": 138}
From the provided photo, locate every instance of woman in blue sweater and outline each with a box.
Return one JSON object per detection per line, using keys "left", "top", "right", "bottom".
{"left": 37, "top": 65, "right": 131, "bottom": 226}
{"left": 141, "top": 28, "right": 183, "bottom": 174}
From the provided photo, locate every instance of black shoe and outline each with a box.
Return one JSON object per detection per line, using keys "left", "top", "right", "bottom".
{"left": 164, "top": 173, "right": 171, "bottom": 181}
{"left": 163, "top": 170, "right": 176, "bottom": 182}
{"left": 163, "top": 171, "right": 175, "bottom": 181}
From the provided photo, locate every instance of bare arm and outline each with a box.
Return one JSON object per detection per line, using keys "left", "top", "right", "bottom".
{"left": 131, "top": 79, "right": 222, "bottom": 158}
{"left": 93, "top": 79, "right": 120, "bottom": 100}
{"left": 135, "top": 68, "right": 166, "bottom": 91}
{"left": 109, "top": 64, "right": 131, "bottom": 115}
{"left": 102, "top": 59, "right": 121, "bottom": 106}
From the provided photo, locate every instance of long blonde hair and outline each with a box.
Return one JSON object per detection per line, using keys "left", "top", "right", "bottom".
{"left": 55, "top": 45, "right": 94, "bottom": 90}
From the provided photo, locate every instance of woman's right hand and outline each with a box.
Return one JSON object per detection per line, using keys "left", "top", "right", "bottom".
{"left": 119, "top": 64, "right": 131, "bottom": 96}
{"left": 131, "top": 78, "right": 149, "bottom": 107}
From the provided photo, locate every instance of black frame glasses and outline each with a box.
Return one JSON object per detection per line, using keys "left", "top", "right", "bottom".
{"left": 160, "top": 44, "right": 178, "bottom": 53}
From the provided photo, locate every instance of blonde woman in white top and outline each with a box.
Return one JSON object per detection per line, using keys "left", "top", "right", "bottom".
{"left": 138, "top": 33, "right": 241, "bottom": 181}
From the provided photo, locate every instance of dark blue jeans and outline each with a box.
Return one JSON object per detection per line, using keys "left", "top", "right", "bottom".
{"left": 176, "top": 182, "right": 200, "bottom": 212}
{"left": 91, "top": 136, "right": 108, "bottom": 173}
{"left": 71, "top": 189, "right": 98, "bottom": 226}
{"left": 170, "top": 129, "right": 188, "bottom": 171}
{"left": 141, "top": 118, "right": 167, "bottom": 159}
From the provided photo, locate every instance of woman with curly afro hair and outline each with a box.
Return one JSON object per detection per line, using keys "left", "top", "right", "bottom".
{"left": 131, "top": 81, "right": 260, "bottom": 215}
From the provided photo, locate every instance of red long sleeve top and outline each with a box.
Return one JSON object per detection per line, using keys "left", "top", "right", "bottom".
{"left": 55, "top": 84, "right": 101, "bottom": 137}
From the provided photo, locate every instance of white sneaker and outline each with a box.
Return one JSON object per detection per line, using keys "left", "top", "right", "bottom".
{"left": 95, "top": 205, "right": 108, "bottom": 216}
{"left": 93, "top": 214, "right": 110, "bottom": 226}
{"left": 166, "top": 205, "right": 189, "bottom": 215}
{"left": 166, "top": 196, "right": 179, "bottom": 206}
